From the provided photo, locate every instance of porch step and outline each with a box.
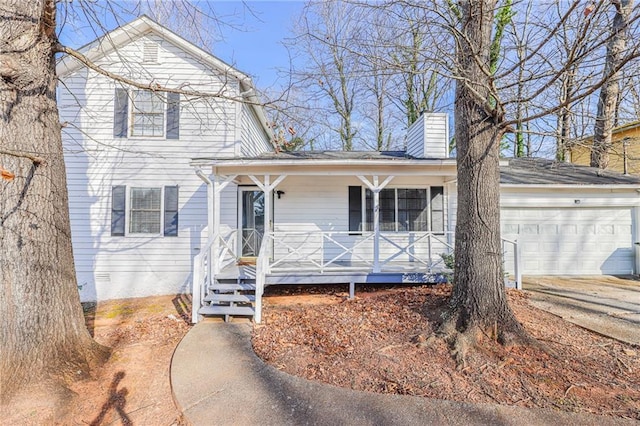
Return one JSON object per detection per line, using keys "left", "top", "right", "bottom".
{"left": 210, "top": 283, "right": 256, "bottom": 292}
{"left": 204, "top": 293, "right": 256, "bottom": 303}
{"left": 198, "top": 305, "right": 255, "bottom": 317}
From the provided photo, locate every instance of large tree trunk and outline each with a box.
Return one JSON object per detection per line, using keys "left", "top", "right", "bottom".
{"left": 591, "top": 0, "right": 634, "bottom": 169}
{"left": 440, "top": 0, "right": 529, "bottom": 366}
{"left": 0, "top": 0, "right": 108, "bottom": 408}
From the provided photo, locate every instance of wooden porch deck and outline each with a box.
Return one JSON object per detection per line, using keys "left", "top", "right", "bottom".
{"left": 216, "top": 261, "right": 450, "bottom": 286}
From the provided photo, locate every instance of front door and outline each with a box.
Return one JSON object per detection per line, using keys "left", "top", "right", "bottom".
{"left": 239, "top": 188, "right": 265, "bottom": 257}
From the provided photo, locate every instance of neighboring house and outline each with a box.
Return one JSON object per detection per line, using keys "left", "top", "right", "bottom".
{"left": 568, "top": 120, "right": 640, "bottom": 174}
{"left": 58, "top": 17, "right": 640, "bottom": 323}
{"left": 57, "top": 16, "right": 273, "bottom": 302}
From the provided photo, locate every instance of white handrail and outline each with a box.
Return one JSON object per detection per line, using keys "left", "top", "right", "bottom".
{"left": 191, "top": 230, "right": 239, "bottom": 324}
{"left": 254, "top": 231, "right": 272, "bottom": 323}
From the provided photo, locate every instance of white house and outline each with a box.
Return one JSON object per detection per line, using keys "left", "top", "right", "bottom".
{"left": 57, "top": 16, "right": 273, "bottom": 302}
{"left": 58, "top": 17, "right": 640, "bottom": 324}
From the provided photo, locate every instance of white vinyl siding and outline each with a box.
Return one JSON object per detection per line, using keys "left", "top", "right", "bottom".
{"left": 406, "top": 113, "right": 449, "bottom": 159}
{"left": 241, "top": 103, "right": 272, "bottom": 156}
{"left": 59, "top": 31, "right": 266, "bottom": 302}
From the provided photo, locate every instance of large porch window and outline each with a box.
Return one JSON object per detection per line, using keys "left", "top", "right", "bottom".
{"left": 348, "top": 186, "right": 444, "bottom": 233}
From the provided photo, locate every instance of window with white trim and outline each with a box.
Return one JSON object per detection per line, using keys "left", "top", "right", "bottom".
{"left": 348, "top": 186, "right": 444, "bottom": 233}
{"left": 113, "top": 88, "right": 180, "bottom": 139}
{"left": 130, "top": 187, "right": 162, "bottom": 233}
{"left": 131, "top": 91, "right": 165, "bottom": 137}
{"left": 111, "top": 185, "right": 179, "bottom": 236}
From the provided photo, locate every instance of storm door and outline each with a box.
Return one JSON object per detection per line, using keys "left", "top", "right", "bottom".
{"left": 239, "top": 188, "right": 265, "bottom": 257}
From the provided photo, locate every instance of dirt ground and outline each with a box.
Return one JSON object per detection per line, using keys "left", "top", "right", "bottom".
{"left": 4, "top": 294, "right": 192, "bottom": 425}
{"left": 5, "top": 283, "right": 639, "bottom": 424}
{"left": 253, "top": 284, "right": 640, "bottom": 420}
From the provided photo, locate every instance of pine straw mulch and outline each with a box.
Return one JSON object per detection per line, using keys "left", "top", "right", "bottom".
{"left": 252, "top": 284, "right": 640, "bottom": 420}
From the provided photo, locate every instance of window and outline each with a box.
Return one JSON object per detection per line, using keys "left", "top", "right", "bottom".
{"left": 113, "top": 88, "right": 180, "bottom": 139}
{"left": 130, "top": 187, "right": 162, "bottom": 233}
{"left": 131, "top": 91, "right": 164, "bottom": 137}
{"left": 111, "top": 185, "right": 179, "bottom": 236}
{"left": 348, "top": 186, "right": 444, "bottom": 233}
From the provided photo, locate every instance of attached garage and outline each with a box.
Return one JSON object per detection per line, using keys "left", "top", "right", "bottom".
{"left": 501, "top": 207, "right": 635, "bottom": 275}
{"left": 499, "top": 158, "right": 640, "bottom": 276}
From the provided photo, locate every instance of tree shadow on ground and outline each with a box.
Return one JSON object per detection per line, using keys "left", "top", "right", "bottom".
{"left": 90, "top": 371, "right": 130, "bottom": 425}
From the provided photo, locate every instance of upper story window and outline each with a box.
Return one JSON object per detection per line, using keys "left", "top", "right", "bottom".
{"left": 131, "top": 91, "right": 165, "bottom": 137}
{"left": 113, "top": 88, "right": 180, "bottom": 139}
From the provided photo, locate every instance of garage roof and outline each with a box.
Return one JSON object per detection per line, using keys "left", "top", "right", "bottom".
{"left": 500, "top": 158, "right": 640, "bottom": 185}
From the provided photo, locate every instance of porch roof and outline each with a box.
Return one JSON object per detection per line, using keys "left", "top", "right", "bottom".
{"left": 191, "top": 150, "right": 458, "bottom": 176}
{"left": 191, "top": 152, "right": 640, "bottom": 187}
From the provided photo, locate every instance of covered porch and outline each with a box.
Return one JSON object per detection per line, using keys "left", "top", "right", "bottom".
{"left": 190, "top": 152, "right": 521, "bottom": 323}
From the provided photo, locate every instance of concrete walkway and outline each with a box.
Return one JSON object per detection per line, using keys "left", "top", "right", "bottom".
{"left": 171, "top": 320, "right": 637, "bottom": 426}
{"left": 524, "top": 276, "right": 640, "bottom": 346}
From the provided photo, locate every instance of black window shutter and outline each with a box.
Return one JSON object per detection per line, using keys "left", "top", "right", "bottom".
{"left": 113, "top": 88, "right": 128, "bottom": 138}
{"left": 166, "top": 92, "right": 180, "bottom": 139}
{"left": 164, "top": 186, "right": 179, "bottom": 236}
{"left": 111, "top": 186, "right": 126, "bottom": 236}
{"left": 430, "top": 186, "right": 445, "bottom": 233}
{"left": 348, "top": 186, "right": 362, "bottom": 233}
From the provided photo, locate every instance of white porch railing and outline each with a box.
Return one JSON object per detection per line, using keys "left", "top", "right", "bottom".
{"left": 191, "top": 229, "right": 239, "bottom": 323}
{"left": 241, "top": 227, "right": 263, "bottom": 257}
{"left": 193, "top": 228, "right": 522, "bottom": 323}
{"left": 254, "top": 232, "right": 272, "bottom": 323}
{"left": 264, "top": 230, "right": 456, "bottom": 273}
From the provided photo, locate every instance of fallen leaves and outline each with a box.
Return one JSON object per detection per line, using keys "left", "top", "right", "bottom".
{"left": 252, "top": 284, "right": 640, "bottom": 420}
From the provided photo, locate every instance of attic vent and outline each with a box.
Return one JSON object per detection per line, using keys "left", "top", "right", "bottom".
{"left": 143, "top": 42, "right": 159, "bottom": 63}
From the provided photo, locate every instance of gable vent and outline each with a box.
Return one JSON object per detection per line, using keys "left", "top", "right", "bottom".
{"left": 143, "top": 42, "right": 159, "bottom": 63}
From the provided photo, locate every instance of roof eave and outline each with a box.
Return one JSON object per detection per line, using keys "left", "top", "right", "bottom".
{"left": 500, "top": 183, "right": 640, "bottom": 189}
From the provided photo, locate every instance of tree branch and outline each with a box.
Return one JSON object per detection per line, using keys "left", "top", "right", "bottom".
{"left": 0, "top": 149, "right": 45, "bottom": 165}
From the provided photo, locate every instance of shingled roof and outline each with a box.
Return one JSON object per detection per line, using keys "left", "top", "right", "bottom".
{"left": 251, "top": 150, "right": 415, "bottom": 160}
{"left": 500, "top": 157, "right": 640, "bottom": 185}
{"left": 196, "top": 150, "right": 640, "bottom": 186}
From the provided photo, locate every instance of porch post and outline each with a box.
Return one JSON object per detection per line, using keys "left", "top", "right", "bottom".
{"left": 373, "top": 176, "right": 381, "bottom": 273}
{"left": 358, "top": 175, "right": 394, "bottom": 273}
{"left": 264, "top": 175, "right": 272, "bottom": 244}
{"left": 212, "top": 174, "right": 221, "bottom": 274}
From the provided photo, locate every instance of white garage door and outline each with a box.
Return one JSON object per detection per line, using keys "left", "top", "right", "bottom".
{"left": 501, "top": 207, "right": 635, "bottom": 275}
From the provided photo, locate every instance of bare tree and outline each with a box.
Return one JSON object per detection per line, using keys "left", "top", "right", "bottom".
{"left": 428, "top": 0, "right": 640, "bottom": 363}
{"left": 0, "top": 0, "right": 110, "bottom": 407}
{"left": 438, "top": 0, "right": 531, "bottom": 364}
{"left": 591, "top": 0, "right": 635, "bottom": 168}
{"left": 288, "top": 1, "right": 365, "bottom": 150}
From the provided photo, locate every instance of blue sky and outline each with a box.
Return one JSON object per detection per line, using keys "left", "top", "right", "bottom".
{"left": 211, "top": 1, "right": 305, "bottom": 90}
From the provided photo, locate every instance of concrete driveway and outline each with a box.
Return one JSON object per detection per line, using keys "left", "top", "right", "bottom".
{"left": 523, "top": 276, "right": 640, "bottom": 346}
